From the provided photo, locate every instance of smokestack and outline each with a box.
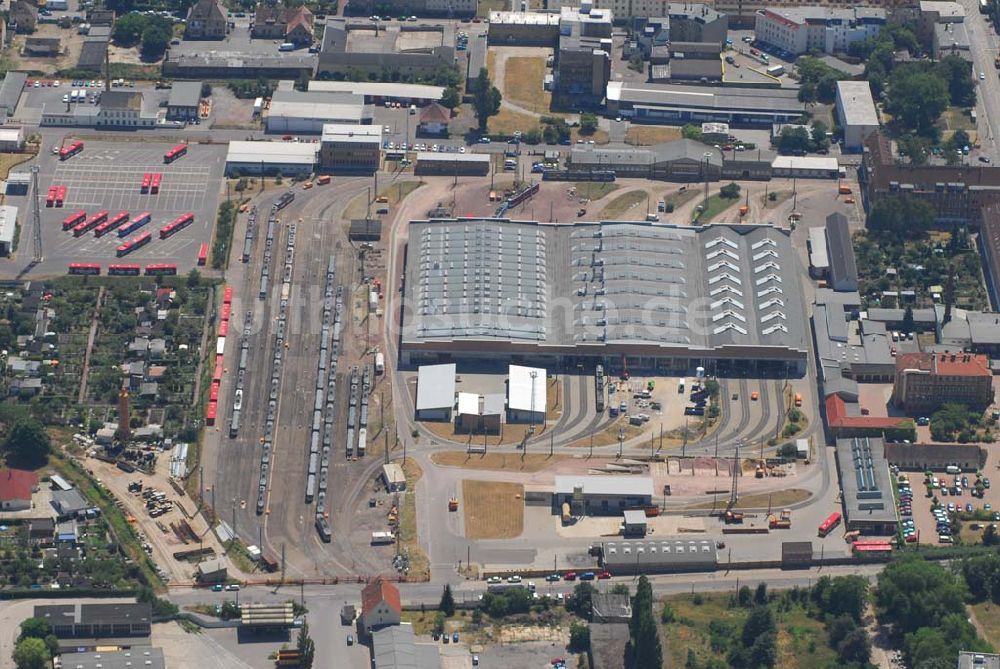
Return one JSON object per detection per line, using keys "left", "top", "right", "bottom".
{"left": 117, "top": 389, "right": 131, "bottom": 442}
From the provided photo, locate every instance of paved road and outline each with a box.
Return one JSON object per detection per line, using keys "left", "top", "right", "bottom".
{"left": 960, "top": 0, "right": 1000, "bottom": 160}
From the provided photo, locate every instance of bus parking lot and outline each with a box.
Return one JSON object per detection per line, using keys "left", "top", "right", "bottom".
{"left": 10, "top": 138, "right": 226, "bottom": 277}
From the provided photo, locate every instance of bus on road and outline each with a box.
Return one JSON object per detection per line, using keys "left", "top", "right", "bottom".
{"left": 818, "top": 512, "right": 842, "bottom": 537}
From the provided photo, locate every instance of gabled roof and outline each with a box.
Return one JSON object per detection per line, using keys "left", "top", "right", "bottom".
{"left": 0, "top": 468, "right": 37, "bottom": 502}
{"left": 188, "top": 0, "right": 224, "bottom": 22}
{"left": 362, "top": 576, "right": 402, "bottom": 615}
{"left": 419, "top": 102, "right": 449, "bottom": 125}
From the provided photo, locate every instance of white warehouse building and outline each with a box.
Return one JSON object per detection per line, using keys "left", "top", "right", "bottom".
{"left": 835, "top": 80, "right": 879, "bottom": 151}
{"left": 224, "top": 141, "right": 318, "bottom": 176}
{"left": 265, "top": 90, "right": 371, "bottom": 134}
{"left": 507, "top": 364, "right": 547, "bottom": 424}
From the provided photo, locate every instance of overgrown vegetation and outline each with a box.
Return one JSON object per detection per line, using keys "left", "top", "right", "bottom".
{"left": 931, "top": 403, "right": 993, "bottom": 443}
{"left": 211, "top": 200, "right": 237, "bottom": 270}
{"left": 228, "top": 78, "right": 275, "bottom": 100}
{"left": 112, "top": 13, "right": 174, "bottom": 60}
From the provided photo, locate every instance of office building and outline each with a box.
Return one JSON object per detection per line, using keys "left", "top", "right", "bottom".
{"left": 834, "top": 437, "right": 898, "bottom": 535}
{"left": 835, "top": 80, "right": 878, "bottom": 151}
{"left": 753, "top": 7, "right": 885, "bottom": 56}
{"left": 317, "top": 123, "right": 382, "bottom": 173}
{"left": 893, "top": 351, "right": 993, "bottom": 412}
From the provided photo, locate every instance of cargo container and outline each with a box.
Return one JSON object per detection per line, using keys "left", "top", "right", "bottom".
{"left": 371, "top": 531, "right": 395, "bottom": 544}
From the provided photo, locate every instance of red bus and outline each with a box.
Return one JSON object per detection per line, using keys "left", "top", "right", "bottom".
{"left": 150, "top": 173, "right": 162, "bottom": 194}
{"left": 46, "top": 187, "right": 56, "bottom": 208}
{"left": 141, "top": 173, "right": 151, "bottom": 193}
{"left": 223, "top": 286, "right": 233, "bottom": 304}
{"left": 117, "top": 211, "right": 151, "bottom": 237}
{"left": 73, "top": 210, "right": 109, "bottom": 237}
{"left": 220, "top": 303, "right": 232, "bottom": 323}
{"left": 55, "top": 186, "right": 66, "bottom": 207}
{"left": 218, "top": 319, "right": 229, "bottom": 337}
{"left": 209, "top": 380, "right": 220, "bottom": 402}
{"left": 144, "top": 263, "right": 177, "bottom": 276}
{"left": 116, "top": 231, "right": 152, "bottom": 257}
{"left": 818, "top": 512, "right": 842, "bottom": 537}
{"left": 59, "top": 140, "right": 84, "bottom": 161}
{"left": 107, "top": 263, "right": 141, "bottom": 276}
{"left": 197, "top": 243, "right": 208, "bottom": 266}
{"left": 164, "top": 144, "right": 187, "bottom": 163}
{"left": 94, "top": 211, "right": 130, "bottom": 238}
{"left": 62, "top": 210, "right": 86, "bottom": 231}
{"left": 206, "top": 401, "right": 218, "bottom": 425}
{"left": 159, "top": 212, "right": 194, "bottom": 239}
{"left": 213, "top": 358, "right": 224, "bottom": 383}
{"left": 67, "top": 263, "right": 100, "bottom": 275}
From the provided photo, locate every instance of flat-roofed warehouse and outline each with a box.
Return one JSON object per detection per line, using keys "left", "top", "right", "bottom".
{"left": 507, "top": 364, "right": 547, "bottom": 423}
{"left": 59, "top": 647, "right": 165, "bottom": 669}
{"left": 555, "top": 475, "right": 654, "bottom": 514}
{"left": 834, "top": 437, "right": 898, "bottom": 535}
{"left": 415, "top": 152, "right": 490, "bottom": 176}
{"left": 266, "top": 89, "right": 373, "bottom": 134}
{"left": 225, "top": 140, "right": 317, "bottom": 176}
{"left": 606, "top": 81, "right": 805, "bottom": 126}
{"left": 599, "top": 538, "right": 718, "bottom": 575}
{"left": 836, "top": 80, "right": 879, "bottom": 151}
{"left": 415, "top": 363, "right": 456, "bottom": 421}
{"left": 400, "top": 219, "right": 809, "bottom": 375}
{"left": 308, "top": 80, "right": 444, "bottom": 105}
{"left": 319, "top": 123, "right": 382, "bottom": 173}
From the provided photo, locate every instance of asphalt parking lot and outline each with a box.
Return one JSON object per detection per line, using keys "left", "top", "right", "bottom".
{"left": 17, "top": 139, "right": 226, "bottom": 275}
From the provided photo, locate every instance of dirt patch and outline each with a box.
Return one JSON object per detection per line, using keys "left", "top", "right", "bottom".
{"left": 9, "top": 24, "right": 84, "bottom": 72}
{"left": 0, "top": 151, "right": 36, "bottom": 179}
{"left": 423, "top": 419, "right": 541, "bottom": 446}
{"left": 600, "top": 189, "right": 649, "bottom": 220}
{"left": 462, "top": 480, "right": 524, "bottom": 539}
{"left": 503, "top": 57, "right": 551, "bottom": 114}
{"left": 432, "top": 451, "right": 567, "bottom": 472}
{"left": 344, "top": 180, "right": 423, "bottom": 220}
{"left": 625, "top": 125, "right": 682, "bottom": 146}
{"left": 684, "top": 488, "right": 811, "bottom": 510}
{"left": 398, "top": 458, "right": 429, "bottom": 579}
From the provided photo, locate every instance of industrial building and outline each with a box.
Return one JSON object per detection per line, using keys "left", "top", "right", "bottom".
{"left": 371, "top": 623, "right": 441, "bottom": 669}
{"left": 507, "top": 364, "right": 547, "bottom": 424}
{"left": 59, "top": 648, "right": 165, "bottom": 669}
{"left": 224, "top": 141, "right": 317, "bottom": 176}
{"left": 835, "top": 81, "right": 879, "bottom": 151}
{"left": 162, "top": 53, "right": 315, "bottom": 80}
{"left": 456, "top": 392, "right": 504, "bottom": 434}
{"left": 893, "top": 351, "right": 994, "bottom": 412}
{"left": 883, "top": 442, "right": 984, "bottom": 472}
{"left": 770, "top": 156, "right": 841, "bottom": 179}
{"left": 834, "top": 437, "right": 898, "bottom": 535}
{"left": 599, "top": 538, "right": 718, "bottom": 575}
{"left": 349, "top": 0, "right": 478, "bottom": 17}
{"left": 958, "top": 652, "right": 1000, "bottom": 669}
{"left": 0, "top": 126, "right": 25, "bottom": 151}
{"left": 381, "top": 463, "right": 407, "bottom": 491}
{"left": 196, "top": 557, "right": 228, "bottom": 583}
{"left": 807, "top": 226, "right": 829, "bottom": 279}
{"left": 568, "top": 140, "right": 723, "bottom": 181}
{"left": 556, "top": 6, "right": 613, "bottom": 96}
{"left": 0, "top": 205, "right": 17, "bottom": 256}
{"left": 266, "top": 89, "right": 372, "bottom": 134}
{"left": 487, "top": 11, "right": 561, "bottom": 46}
{"left": 401, "top": 219, "right": 809, "bottom": 374}
{"left": 308, "top": 80, "right": 445, "bottom": 105}
{"left": 591, "top": 593, "right": 632, "bottom": 623}
{"left": 165, "top": 81, "right": 202, "bottom": 121}
{"left": 825, "top": 212, "right": 858, "bottom": 291}
{"left": 318, "top": 123, "right": 382, "bottom": 173}
{"left": 35, "top": 603, "right": 152, "bottom": 638}
{"left": 318, "top": 20, "right": 455, "bottom": 79}
{"left": 414, "top": 152, "right": 490, "bottom": 176}
{"left": 606, "top": 81, "right": 805, "bottom": 126}
{"left": 555, "top": 475, "right": 654, "bottom": 514}
{"left": 753, "top": 7, "right": 885, "bottom": 56}
{"left": 0, "top": 72, "right": 27, "bottom": 121}
{"left": 414, "top": 363, "right": 456, "bottom": 421}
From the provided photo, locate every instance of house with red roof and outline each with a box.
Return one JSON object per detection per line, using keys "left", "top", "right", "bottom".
{"left": 893, "top": 351, "right": 994, "bottom": 413}
{"left": 824, "top": 393, "right": 915, "bottom": 441}
{"left": 418, "top": 103, "right": 450, "bottom": 136}
{"left": 0, "top": 468, "right": 38, "bottom": 511}
{"left": 360, "top": 576, "right": 402, "bottom": 634}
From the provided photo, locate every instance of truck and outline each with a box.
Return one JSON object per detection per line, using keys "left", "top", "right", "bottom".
{"left": 375, "top": 352, "right": 385, "bottom": 374}
{"left": 253, "top": 97, "right": 263, "bottom": 115}
{"left": 448, "top": 496, "right": 459, "bottom": 511}
{"left": 561, "top": 502, "right": 572, "bottom": 525}
{"left": 678, "top": 379, "right": 685, "bottom": 394}
{"left": 371, "top": 531, "right": 396, "bottom": 545}
{"left": 766, "top": 64, "right": 785, "bottom": 77}
{"left": 724, "top": 510, "right": 745, "bottom": 524}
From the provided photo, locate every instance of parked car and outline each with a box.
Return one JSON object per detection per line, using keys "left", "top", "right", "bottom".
{"left": 580, "top": 572, "right": 596, "bottom": 581}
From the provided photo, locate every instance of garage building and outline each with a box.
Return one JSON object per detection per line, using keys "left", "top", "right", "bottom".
{"left": 555, "top": 475, "right": 654, "bottom": 515}
{"left": 415, "top": 152, "right": 490, "bottom": 176}
{"left": 224, "top": 141, "right": 317, "bottom": 176}
{"left": 266, "top": 90, "right": 371, "bottom": 134}
{"left": 599, "top": 538, "right": 717, "bottom": 575}
{"left": 415, "top": 363, "right": 456, "bottom": 421}
{"left": 0, "top": 205, "right": 16, "bottom": 256}
{"left": 507, "top": 364, "right": 547, "bottom": 424}
{"left": 834, "top": 436, "right": 898, "bottom": 535}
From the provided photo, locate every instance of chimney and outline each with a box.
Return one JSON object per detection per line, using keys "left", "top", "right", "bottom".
{"left": 117, "top": 388, "right": 131, "bottom": 442}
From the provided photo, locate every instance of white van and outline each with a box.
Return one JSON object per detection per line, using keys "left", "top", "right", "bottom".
{"left": 279, "top": 42, "right": 295, "bottom": 51}
{"left": 504, "top": 158, "right": 517, "bottom": 170}
{"left": 946, "top": 465, "right": 962, "bottom": 475}
{"left": 409, "top": 104, "right": 417, "bottom": 114}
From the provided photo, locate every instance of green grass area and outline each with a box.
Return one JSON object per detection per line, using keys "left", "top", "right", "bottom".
{"left": 599, "top": 190, "right": 649, "bottom": 220}
{"left": 575, "top": 182, "right": 620, "bottom": 201}
{"left": 503, "top": 57, "right": 551, "bottom": 114}
{"left": 664, "top": 592, "right": 838, "bottom": 669}
{"left": 940, "top": 106, "right": 976, "bottom": 139}
{"left": 692, "top": 193, "right": 739, "bottom": 223}
{"left": 663, "top": 187, "right": 700, "bottom": 211}
{"left": 971, "top": 601, "right": 1000, "bottom": 648}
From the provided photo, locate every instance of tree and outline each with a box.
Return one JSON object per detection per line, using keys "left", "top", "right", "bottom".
{"left": 984, "top": 524, "right": 1000, "bottom": 546}
{"left": 961, "top": 553, "right": 1000, "bottom": 602}
{"left": 571, "top": 582, "right": 597, "bottom": 618}
{"left": 630, "top": 575, "right": 653, "bottom": 639}
{"left": 885, "top": 68, "right": 950, "bottom": 136}
{"left": 523, "top": 127, "right": 542, "bottom": 145}
{"left": 943, "top": 266, "right": 956, "bottom": 325}
{"left": 938, "top": 55, "right": 977, "bottom": 107}
{"left": 439, "top": 584, "right": 455, "bottom": 617}
{"left": 737, "top": 585, "right": 752, "bottom": 607}
{"left": 898, "top": 135, "right": 930, "bottom": 165}
{"left": 754, "top": 582, "right": 768, "bottom": 605}
{"left": 777, "top": 127, "right": 812, "bottom": 155}
{"left": 633, "top": 610, "right": 663, "bottom": 669}
{"left": 472, "top": 68, "right": 501, "bottom": 132}
{"left": 681, "top": 124, "right": 703, "bottom": 142}
{"left": 810, "top": 121, "right": 830, "bottom": 152}
{"left": 4, "top": 417, "right": 51, "bottom": 467}
{"left": 837, "top": 628, "right": 871, "bottom": 664}
{"left": 741, "top": 606, "right": 776, "bottom": 647}
{"left": 579, "top": 113, "right": 599, "bottom": 135}
{"left": 12, "top": 638, "right": 49, "bottom": 669}
{"left": 569, "top": 621, "right": 591, "bottom": 652}
{"left": 296, "top": 620, "right": 316, "bottom": 669}
{"left": 186, "top": 269, "right": 201, "bottom": 288}
{"left": 931, "top": 403, "right": 978, "bottom": 442}
{"left": 112, "top": 13, "right": 147, "bottom": 46}
{"left": 140, "top": 21, "right": 173, "bottom": 59}
{"left": 18, "top": 618, "right": 51, "bottom": 642}
{"left": 875, "top": 555, "right": 967, "bottom": 635}
{"left": 901, "top": 306, "right": 915, "bottom": 335}
{"left": 719, "top": 182, "right": 741, "bottom": 199}
{"left": 868, "top": 196, "right": 935, "bottom": 240}
{"left": 440, "top": 86, "right": 460, "bottom": 110}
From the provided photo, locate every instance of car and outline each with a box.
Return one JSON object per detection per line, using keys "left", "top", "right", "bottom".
{"left": 987, "top": 504, "right": 993, "bottom": 511}
{"left": 948, "top": 503, "right": 956, "bottom": 512}
{"left": 452, "top": 632, "right": 460, "bottom": 643}
{"left": 546, "top": 573, "right": 561, "bottom": 582}
{"left": 968, "top": 503, "right": 975, "bottom": 513}
{"left": 507, "top": 574, "right": 522, "bottom": 583}
{"left": 598, "top": 571, "right": 611, "bottom": 579}
{"left": 750, "top": 391, "right": 759, "bottom": 401}
{"left": 987, "top": 478, "right": 992, "bottom": 488}
{"left": 211, "top": 584, "right": 223, "bottom": 591}
{"left": 472, "top": 656, "right": 479, "bottom": 666}
{"left": 225, "top": 584, "right": 240, "bottom": 591}
{"left": 916, "top": 416, "right": 930, "bottom": 426}
{"left": 580, "top": 571, "right": 596, "bottom": 580}
{"left": 487, "top": 576, "right": 501, "bottom": 584}
{"left": 981, "top": 72, "right": 987, "bottom": 80}
{"left": 552, "top": 659, "right": 566, "bottom": 667}
{"left": 347, "top": 634, "right": 354, "bottom": 645}
{"left": 844, "top": 197, "right": 855, "bottom": 204}
{"left": 443, "top": 634, "right": 449, "bottom": 644}
{"left": 981, "top": 156, "right": 993, "bottom": 163}
{"left": 564, "top": 571, "right": 577, "bottom": 581}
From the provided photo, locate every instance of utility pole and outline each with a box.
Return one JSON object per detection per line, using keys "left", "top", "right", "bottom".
{"left": 617, "top": 426, "right": 624, "bottom": 459}
{"left": 589, "top": 432, "right": 594, "bottom": 458}
{"left": 550, "top": 431, "right": 554, "bottom": 457}
{"left": 281, "top": 542, "right": 286, "bottom": 584}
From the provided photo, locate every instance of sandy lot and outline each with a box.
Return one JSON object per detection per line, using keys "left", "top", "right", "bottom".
{"left": 462, "top": 480, "right": 525, "bottom": 539}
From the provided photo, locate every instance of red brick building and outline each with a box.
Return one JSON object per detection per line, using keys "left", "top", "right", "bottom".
{"left": 893, "top": 351, "right": 993, "bottom": 413}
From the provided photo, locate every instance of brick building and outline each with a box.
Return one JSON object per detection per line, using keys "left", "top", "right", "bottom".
{"left": 893, "top": 351, "right": 993, "bottom": 412}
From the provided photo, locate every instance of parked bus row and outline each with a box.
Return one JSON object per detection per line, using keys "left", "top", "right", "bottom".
{"left": 140, "top": 173, "right": 163, "bottom": 194}
{"left": 46, "top": 185, "right": 67, "bottom": 208}
{"left": 205, "top": 284, "right": 236, "bottom": 428}
{"left": 67, "top": 262, "right": 177, "bottom": 276}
